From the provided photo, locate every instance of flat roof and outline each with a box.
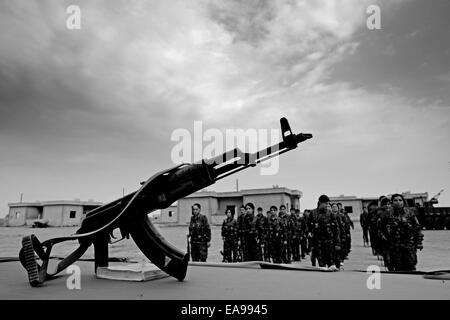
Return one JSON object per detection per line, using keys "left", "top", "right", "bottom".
{"left": 8, "top": 200, "right": 103, "bottom": 208}
{"left": 330, "top": 192, "right": 429, "bottom": 202}
{"left": 8, "top": 202, "right": 43, "bottom": 208}
{"left": 185, "top": 187, "right": 302, "bottom": 199}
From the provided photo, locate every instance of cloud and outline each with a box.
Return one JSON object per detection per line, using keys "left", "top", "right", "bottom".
{"left": 0, "top": 0, "right": 395, "bottom": 131}
{"left": 2, "top": 0, "right": 450, "bottom": 213}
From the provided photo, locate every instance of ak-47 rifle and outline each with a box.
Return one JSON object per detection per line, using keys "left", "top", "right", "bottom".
{"left": 19, "top": 117, "right": 312, "bottom": 287}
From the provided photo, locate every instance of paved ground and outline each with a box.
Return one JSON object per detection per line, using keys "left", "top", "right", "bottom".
{"left": 1, "top": 259, "right": 450, "bottom": 300}
{"left": 1, "top": 223, "right": 450, "bottom": 271}
{"left": 1, "top": 224, "right": 450, "bottom": 300}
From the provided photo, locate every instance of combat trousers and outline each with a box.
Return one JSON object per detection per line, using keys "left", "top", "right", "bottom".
{"left": 191, "top": 242, "right": 208, "bottom": 262}
{"left": 269, "top": 238, "right": 282, "bottom": 263}
{"left": 223, "top": 239, "right": 238, "bottom": 262}
{"left": 300, "top": 238, "right": 308, "bottom": 258}
{"left": 291, "top": 237, "right": 301, "bottom": 261}
{"left": 317, "top": 241, "right": 335, "bottom": 268}
{"left": 362, "top": 227, "right": 369, "bottom": 246}
{"left": 263, "top": 240, "right": 271, "bottom": 262}
{"left": 388, "top": 246, "right": 417, "bottom": 271}
{"left": 243, "top": 236, "right": 258, "bottom": 261}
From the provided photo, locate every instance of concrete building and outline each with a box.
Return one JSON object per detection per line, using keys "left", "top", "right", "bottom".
{"left": 6, "top": 200, "right": 103, "bottom": 227}
{"left": 159, "top": 187, "right": 302, "bottom": 226}
{"left": 328, "top": 191, "right": 428, "bottom": 220}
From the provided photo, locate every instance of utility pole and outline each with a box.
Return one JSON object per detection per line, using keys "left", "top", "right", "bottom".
{"left": 236, "top": 179, "right": 239, "bottom": 192}
{"left": 20, "top": 193, "right": 23, "bottom": 203}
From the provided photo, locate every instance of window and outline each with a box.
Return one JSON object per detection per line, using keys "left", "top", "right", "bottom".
{"left": 344, "top": 206, "right": 353, "bottom": 214}
{"left": 168, "top": 211, "right": 173, "bottom": 218}
{"left": 70, "top": 211, "right": 76, "bottom": 219}
{"left": 15, "top": 212, "right": 20, "bottom": 219}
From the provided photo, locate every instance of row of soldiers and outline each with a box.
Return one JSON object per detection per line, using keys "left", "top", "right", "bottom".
{"left": 359, "top": 194, "right": 424, "bottom": 271}
{"left": 221, "top": 196, "right": 354, "bottom": 269}
{"left": 221, "top": 204, "right": 308, "bottom": 264}
{"left": 305, "top": 195, "right": 354, "bottom": 269}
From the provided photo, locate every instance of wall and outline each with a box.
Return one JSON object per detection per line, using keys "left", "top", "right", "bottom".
{"left": 161, "top": 205, "right": 178, "bottom": 224}
{"left": 290, "top": 196, "right": 300, "bottom": 210}
{"left": 211, "top": 214, "right": 226, "bottom": 225}
{"left": 26, "top": 207, "right": 41, "bottom": 220}
{"left": 42, "top": 205, "right": 83, "bottom": 226}
{"left": 61, "top": 205, "right": 83, "bottom": 226}
{"left": 7, "top": 207, "right": 27, "bottom": 226}
{"left": 208, "top": 197, "right": 219, "bottom": 219}
{"left": 42, "top": 205, "right": 64, "bottom": 226}
{"left": 162, "top": 190, "right": 300, "bottom": 225}
{"left": 330, "top": 199, "right": 363, "bottom": 219}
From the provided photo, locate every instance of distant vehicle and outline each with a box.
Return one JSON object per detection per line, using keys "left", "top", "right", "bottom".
{"left": 32, "top": 219, "right": 49, "bottom": 228}
{"left": 416, "top": 190, "right": 450, "bottom": 230}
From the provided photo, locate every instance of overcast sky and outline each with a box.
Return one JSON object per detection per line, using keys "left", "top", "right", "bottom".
{"left": 1, "top": 0, "right": 449, "bottom": 217}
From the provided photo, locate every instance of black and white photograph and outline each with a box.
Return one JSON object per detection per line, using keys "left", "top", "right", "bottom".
{"left": 0, "top": 0, "right": 449, "bottom": 309}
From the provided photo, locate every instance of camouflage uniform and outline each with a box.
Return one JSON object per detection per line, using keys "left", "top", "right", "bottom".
{"left": 308, "top": 210, "right": 320, "bottom": 266}
{"left": 381, "top": 207, "right": 424, "bottom": 271}
{"left": 188, "top": 213, "right": 211, "bottom": 262}
{"left": 221, "top": 217, "right": 238, "bottom": 262}
{"left": 289, "top": 212, "right": 304, "bottom": 261}
{"left": 340, "top": 212, "right": 353, "bottom": 260}
{"left": 255, "top": 212, "right": 269, "bottom": 261}
{"left": 236, "top": 213, "right": 246, "bottom": 261}
{"left": 268, "top": 214, "right": 283, "bottom": 263}
{"left": 299, "top": 214, "right": 309, "bottom": 259}
{"left": 377, "top": 205, "right": 393, "bottom": 269}
{"left": 444, "top": 213, "right": 450, "bottom": 230}
{"left": 360, "top": 210, "right": 369, "bottom": 246}
{"left": 333, "top": 212, "right": 346, "bottom": 267}
{"left": 367, "top": 206, "right": 380, "bottom": 255}
{"left": 242, "top": 212, "right": 258, "bottom": 261}
{"left": 314, "top": 208, "right": 341, "bottom": 268}
{"left": 278, "top": 212, "right": 291, "bottom": 263}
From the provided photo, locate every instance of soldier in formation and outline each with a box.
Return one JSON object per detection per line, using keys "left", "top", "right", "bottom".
{"left": 362, "top": 194, "right": 424, "bottom": 271}
{"left": 214, "top": 192, "right": 424, "bottom": 272}
{"left": 188, "top": 203, "right": 211, "bottom": 262}
{"left": 242, "top": 203, "right": 258, "bottom": 261}
{"left": 360, "top": 206, "right": 370, "bottom": 247}
{"left": 278, "top": 205, "right": 291, "bottom": 263}
{"left": 378, "top": 194, "right": 424, "bottom": 271}
{"left": 309, "top": 195, "right": 341, "bottom": 269}
{"left": 289, "top": 208, "right": 307, "bottom": 261}
{"left": 255, "top": 207, "right": 269, "bottom": 261}
{"left": 338, "top": 203, "right": 353, "bottom": 262}
{"left": 367, "top": 201, "right": 380, "bottom": 256}
{"left": 236, "top": 205, "right": 246, "bottom": 262}
{"left": 221, "top": 208, "right": 238, "bottom": 262}
{"left": 267, "top": 205, "right": 283, "bottom": 263}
